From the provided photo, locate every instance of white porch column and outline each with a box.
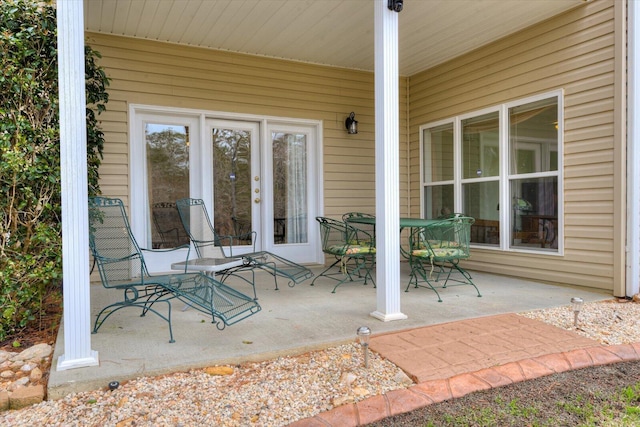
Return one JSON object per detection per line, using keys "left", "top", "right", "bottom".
{"left": 371, "top": 0, "right": 407, "bottom": 322}
{"left": 56, "top": 0, "right": 99, "bottom": 370}
{"left": 627, "top": 0, "right": 640, "bottom": 297}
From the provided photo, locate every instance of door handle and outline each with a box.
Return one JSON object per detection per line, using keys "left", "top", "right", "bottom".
{"left": 254, "top": 198, "right": 261, "bottom": 203}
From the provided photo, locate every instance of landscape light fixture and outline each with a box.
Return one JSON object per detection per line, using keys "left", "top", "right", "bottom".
{"left": 570, "top": 297, "right": 584, "bottom": 327}
{"left": 345, "top": 112, "right": 358, "bottom": 134}
{"left": 356, "top": 326, "right": 371, "bottom": 368}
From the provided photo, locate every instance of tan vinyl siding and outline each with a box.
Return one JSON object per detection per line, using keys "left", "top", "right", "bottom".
{"left": 88, "top": 32, "right": 409, "bottom": 221}
{"left": 408, "top": 0, "right": 623, "bottom": 292}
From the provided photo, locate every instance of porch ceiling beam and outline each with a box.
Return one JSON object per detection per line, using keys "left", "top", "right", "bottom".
{"left": 56, "top": 0, "right": 99, "bottom": 371}
{"left": 371, "top": 0, "right": 407, "bottom": 322}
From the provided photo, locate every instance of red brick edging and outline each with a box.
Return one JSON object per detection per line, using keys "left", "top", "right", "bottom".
{"left": 289, "top": 343, "right": 640, "bottom": 427}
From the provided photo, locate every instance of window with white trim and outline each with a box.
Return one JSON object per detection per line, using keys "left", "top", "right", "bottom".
{"left": 421, "top": 91, "right": 562, "bottom": 253}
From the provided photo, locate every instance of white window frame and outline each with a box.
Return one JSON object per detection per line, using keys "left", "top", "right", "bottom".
{"left": 419, "top": 90, "right": 564, "bottom": 255}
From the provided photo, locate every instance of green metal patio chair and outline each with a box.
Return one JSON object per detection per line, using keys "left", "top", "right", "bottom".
{"left": 175, "top": 198, "right": 313, "bottom": 291}
{"left": 342, "top": 212, "right": 376, "bottom": 244}
{"left": 311, "top": 217, "right": 376, "bottom": 293}
{"left": 88, "top": 197, "right": 261, "bottom": 343}
{"left": 342, "top": 212, "right": 376, "bottom": 279}
{"left": 405, "top": 215, "right": 481, "bottom": 302}
{"left": 151, "top": 202, "right": 190, "bottom": 248}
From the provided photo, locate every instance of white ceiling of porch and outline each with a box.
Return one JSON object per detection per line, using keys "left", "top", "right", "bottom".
{"left": 84, "top": 0, "right": 586, "bottom": 76}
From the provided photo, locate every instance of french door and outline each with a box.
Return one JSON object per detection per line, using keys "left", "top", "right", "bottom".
{"left": 205, "top": 119, "right": 318, "bottom": 262}
{"left": 130, "top": 108, "right": 320, "bottom": 272}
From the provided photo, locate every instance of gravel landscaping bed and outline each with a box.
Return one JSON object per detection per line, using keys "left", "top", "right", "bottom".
{"left": 520, "top": 298, "right": 640, "bottom": 345}
{"left": 0, "top": 298, "right": 638, "bottom": 426}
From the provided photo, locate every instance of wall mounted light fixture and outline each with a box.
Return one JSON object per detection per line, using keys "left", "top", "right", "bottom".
{"left": 345, "top": 112, "right": 358, "bottom": 134}
{"left": 388, "top": 0, "right": 403, "bottom": 12}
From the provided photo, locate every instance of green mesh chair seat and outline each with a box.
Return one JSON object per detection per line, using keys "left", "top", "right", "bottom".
{"left": 406, "top": 216, "right": 481, "bottom": 302}
{"left": 89, "top": 197, "right": 261, "bottom": 343}
{"left": 311, "top": 217, "right": 376, "bottom": 293}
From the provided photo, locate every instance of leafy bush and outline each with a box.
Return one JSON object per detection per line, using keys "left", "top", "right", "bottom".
{"left": 0, "top": 0, "right": 109, "bottom": 341}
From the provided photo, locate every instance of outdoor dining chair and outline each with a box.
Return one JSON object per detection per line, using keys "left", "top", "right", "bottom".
{"left": 342, "top": 212, "right": 376, "bottom": 279}
{"left": 88, "top": 197, "right": 261, "bottom": 343}
{"left": 311, "top": 216, "right": 376, "bottom": 293}
{"left": 342, "top": 212, "right": 376, "bottom": 244}
{"left": 175, "top": 198, "right": 313, "bottom": 292}
{"left": 406, "top": 215, "right": 481, "bottom": 302}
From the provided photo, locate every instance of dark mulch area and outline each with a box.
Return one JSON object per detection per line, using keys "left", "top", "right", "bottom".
{"left": 366, "top": 360, "right": 640, "bottom": 426}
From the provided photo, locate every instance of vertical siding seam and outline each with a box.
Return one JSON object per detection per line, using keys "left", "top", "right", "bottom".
{"left": 612, "top": 0, "right": 627, "bottom": 296}
{"left": 405, "top": 76, "right": 412, "bottom": 216}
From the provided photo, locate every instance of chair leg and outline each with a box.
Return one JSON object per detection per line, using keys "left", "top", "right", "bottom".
{"left": 331, "top": 275, "right": 355, "bottom": 293}
{"left": 405, "top": 259, "right": 443, "bottom": 302}
{"left": 256, "top": 260, "right": 280, "bottom": 291}
{"left": 312, "top": 256, "right": 375, "bottom": 293}
{"left": 407, "top": 258, "right": 481, "bottom": 301}
{"left": 448, "top": 261, "right": 482, "bottom": 297}
{"left": 93, "top": 289, "right": 176, "bottom": 343}
{"left": 310, "top": 258, "right": 345, "bottom": 286}
{"left": 358, "top": 257, "right": 376, "bottom": 288}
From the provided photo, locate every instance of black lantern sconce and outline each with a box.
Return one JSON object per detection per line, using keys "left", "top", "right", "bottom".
{"left": 345, "top": 112, "right": 358, "bottom": 134}
{"left": 388, "top": 0, "right": 403, "bottom": 12}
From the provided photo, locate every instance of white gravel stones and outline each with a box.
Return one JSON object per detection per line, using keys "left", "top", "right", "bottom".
{"left": 0, "top": 343, "right": 411, "bottom": 426}
{"left": 519, "top": 299, "right": 640, "bottom": 345}
{"left": 1, "top": 299, "right": 638, "bottom": 426}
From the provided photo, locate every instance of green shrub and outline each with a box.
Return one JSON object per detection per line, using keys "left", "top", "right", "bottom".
{"left": 0, "top": 0, "right": 109, "bottom": 341}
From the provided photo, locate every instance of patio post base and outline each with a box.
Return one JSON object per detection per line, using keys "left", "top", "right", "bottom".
{"left": 369, "top": 310, "right": 408, "bottom": 322}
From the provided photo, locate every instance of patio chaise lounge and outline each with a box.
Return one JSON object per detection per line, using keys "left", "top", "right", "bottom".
{"left": 175, "top": 198, "right": 314, "bottom": 291}
{"left": 88, "top": 197, "right": 261, "bottom": 343}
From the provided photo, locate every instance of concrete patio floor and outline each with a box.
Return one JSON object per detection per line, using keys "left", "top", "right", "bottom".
{"left": 48, "top": 264, "right": 612, "bottom": 400}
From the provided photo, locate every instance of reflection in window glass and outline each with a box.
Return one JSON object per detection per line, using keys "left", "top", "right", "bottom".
{"left": 146, "top": 124, "right": 190, "bottom": 248}
{"left": 420, "top": 93, "right": 560, "bottom": 252}
{"left": 424, "top": 184, "right": 454, "bottom": 219}
{"left": 509, "top": 96, "right": 559, "bottom": 252}
{"left": 462, "top": 181, "right": 500, "bottom": 246}
{"left": 423, "top": 124, "right": 454, "bottom": 182}
{"left": 272, "top": 132, "right": 308, "bottom": 244}
{"left": 510, "top": 98, "right": 558, "bottom": 175}
{"left": 462, "top": 112, "right": 499, "bottom": 179}
{"left": 510, "top": 177, "right": 558, "bottom": 250}
{"left": 212, "top": 128, "right": 252, "bottom": 245}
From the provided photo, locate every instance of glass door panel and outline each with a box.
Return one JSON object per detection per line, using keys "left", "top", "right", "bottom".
{"left": 272, "top": 132, "right": 308, "bottom": 245}
{"left": 212, "top": 128, "right": 253, "bottom": 246}
{"left": 145, "top": 123, "right": 190, "bottom": 249}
